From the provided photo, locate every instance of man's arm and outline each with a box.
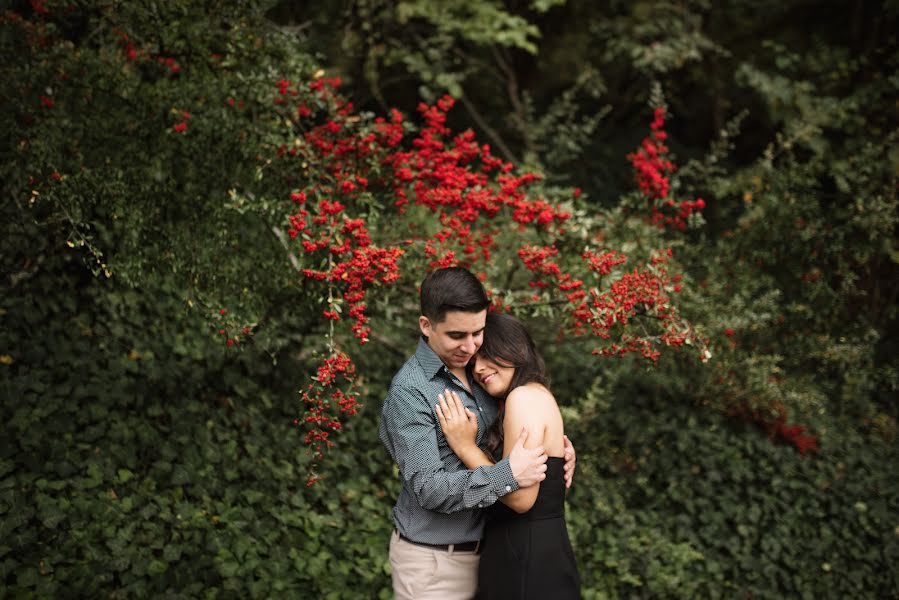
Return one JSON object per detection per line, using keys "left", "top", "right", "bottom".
{"left": 381, "top": 384, "right": 537, "bottom": 514}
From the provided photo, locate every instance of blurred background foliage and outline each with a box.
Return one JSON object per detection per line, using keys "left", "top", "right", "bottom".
{"left": 2, "top": 0, "right": 897, "bottom": 597}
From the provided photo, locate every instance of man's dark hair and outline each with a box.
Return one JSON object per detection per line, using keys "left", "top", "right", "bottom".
{"left": 420, "top": 267, "right": 490, "bottom": 323}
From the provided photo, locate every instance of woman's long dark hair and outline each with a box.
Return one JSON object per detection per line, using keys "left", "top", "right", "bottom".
{"left": 479, "top": 313, "right": 548, "bottom": 455}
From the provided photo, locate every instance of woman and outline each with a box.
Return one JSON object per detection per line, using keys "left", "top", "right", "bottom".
{"left": 436, "top": 312, "right": 580, "bottom": 599}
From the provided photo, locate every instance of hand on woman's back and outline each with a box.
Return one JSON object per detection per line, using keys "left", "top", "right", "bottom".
{"left": 502, "top": 383, "right": 566, "bottom": 459}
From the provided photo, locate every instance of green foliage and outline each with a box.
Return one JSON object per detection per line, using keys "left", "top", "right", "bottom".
{"left": 0, "top": 234, "right": 397, "bottom": 597}
{"left": 598, "top": 0, "right": 725, "bottom": 75}
{"left": 287, "top": 0, "right": 544, "bottom": 105}
{"left": 564, "top": 372, "right": 899, "bottom": 598}
{"left": 0, "top": 1, "right": 394, "bottom": 596}
{"left": 395, "top": 1, "right": 540, "bottom": 55}
{"left": 1, "top": 0, "right": 320, "bottom": 328}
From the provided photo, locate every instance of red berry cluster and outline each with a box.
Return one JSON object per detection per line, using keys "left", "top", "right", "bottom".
{"left": 30, "top": 0, "right": 49, "bottom": 16}
{"left": 277, "top": 77, "right": 406, "bottom": 345}
{"left": 590, "top": 251, "right": 691, "bottom": 361}
{"left": 383, "top": 95, "right": 571, "bottom": 269}
{"left": 172, "top": 110, "right": 190, "bottom": 133}
{"left": 294, "top": 352, "right": 360, "bottom": 463}
{"left": 517, "top": 245, "right": 701, "bottom": 361}
{"left": 267, "top": 77, "right": 710, "bottom": 479}
{"left": 728, "top": 401, "right": 820, "bottom": 455}
{"left": 113, "top": 30, "right": 181, "bottom": 74}
{"left": 628, "top": 108, "right": 674, "bottom": 200}
{"left": 215, "top": 308, "right": 252, "bottom": 347}
{"left": 627, "top": 107, "right": 706, "bottom": 231}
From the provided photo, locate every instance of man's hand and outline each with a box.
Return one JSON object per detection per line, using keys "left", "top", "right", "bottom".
{"left": 508, "top": 428, "right": 548, "bottom": 488}
{"left": 563, "top": 434, "right": 576, "bottom": 489}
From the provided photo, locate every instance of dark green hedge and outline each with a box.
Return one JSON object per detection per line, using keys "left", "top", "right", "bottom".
{"left": 5, "top": 256, "right": 896, "bottom": 598}
{"left": 565, "top": 371, "right": 899, "bottom": 598}
{"left": 0, "top": 235, "right": 397, "bottom": 598}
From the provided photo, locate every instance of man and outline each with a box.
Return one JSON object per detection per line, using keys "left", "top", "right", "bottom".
{"left": 379, "top": 267, "right": 576, "bottom": 599}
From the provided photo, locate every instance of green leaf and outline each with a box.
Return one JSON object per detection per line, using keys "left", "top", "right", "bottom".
{"left": 146, "top": 560, "right": 167, "bottom": 575}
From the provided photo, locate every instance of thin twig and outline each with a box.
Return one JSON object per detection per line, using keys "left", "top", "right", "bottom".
{"left": 458, "top": 92, "right": 519, "bottom": 164}
{"left": 271, "top": 225, "right": 301, "bottom": 271}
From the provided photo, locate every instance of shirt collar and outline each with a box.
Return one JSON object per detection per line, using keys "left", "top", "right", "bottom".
{"left": 415, "top": 337, "right": 497, "bottom": 406}
{"left": 415, "top": 336, "right": 448, "bottom": 379}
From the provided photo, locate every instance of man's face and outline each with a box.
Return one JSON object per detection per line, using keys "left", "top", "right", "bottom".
{"left": 419, "top": 309, "right": 487, "bottom": 369}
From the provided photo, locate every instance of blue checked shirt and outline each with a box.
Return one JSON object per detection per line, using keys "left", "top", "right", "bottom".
{"left": 379, "top": 337, "right": 519, "bottom": 545}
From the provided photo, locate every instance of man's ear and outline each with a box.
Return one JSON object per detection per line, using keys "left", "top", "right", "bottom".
{"left": 419, "top": 316, "right": 432, "bottom": 338}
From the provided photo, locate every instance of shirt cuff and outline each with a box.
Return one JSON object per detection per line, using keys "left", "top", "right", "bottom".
{"left": 492, "top": 457, "right": 519, "bottom": 496}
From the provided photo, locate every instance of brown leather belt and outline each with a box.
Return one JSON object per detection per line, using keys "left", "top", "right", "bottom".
{"left": 398, "top": 532, "right": 481, "bottom": 553}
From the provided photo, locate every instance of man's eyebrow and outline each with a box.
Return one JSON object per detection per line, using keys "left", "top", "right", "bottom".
{"left": 446, "top": 327, "right": 485, "bottom": 336}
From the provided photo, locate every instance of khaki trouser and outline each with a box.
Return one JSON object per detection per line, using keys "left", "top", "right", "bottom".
{"left": 388, "top": 530, "right": 480, "bottom": 599}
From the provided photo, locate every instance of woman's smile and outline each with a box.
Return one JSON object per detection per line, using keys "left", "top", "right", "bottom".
{"left": 474, "top": 355, "right": 515, "bottom": 396}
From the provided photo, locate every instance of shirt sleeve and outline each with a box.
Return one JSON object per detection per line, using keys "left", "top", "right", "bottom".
{"left": 381, "top": 382, "right": 519, "bottom": 514}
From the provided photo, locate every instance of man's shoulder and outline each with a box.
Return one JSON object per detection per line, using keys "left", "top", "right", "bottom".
{"left": 386, "top": 354, "right": 433, "bottom": 402}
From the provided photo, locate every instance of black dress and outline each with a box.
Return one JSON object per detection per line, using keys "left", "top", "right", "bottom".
{"left": 477, "top": 457, "right": 581, "bottom": 599}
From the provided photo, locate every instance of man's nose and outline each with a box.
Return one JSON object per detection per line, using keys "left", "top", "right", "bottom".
{"left": 461, "top": 336, "right": 477, "bottom": 354}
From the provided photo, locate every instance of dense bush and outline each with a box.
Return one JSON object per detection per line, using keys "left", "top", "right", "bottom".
{"left": 0, "top": 183, "right": 396, "bottom": 597}
{"left": 560, "top": 368, "right": 899, "bottom": 599}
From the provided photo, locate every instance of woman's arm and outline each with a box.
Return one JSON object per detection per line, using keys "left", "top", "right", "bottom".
{"left": 436, "top": 390, "right": 549, "bottom": 491}
{"left": 498, "top": 388, "right": 549, "bottom": 513}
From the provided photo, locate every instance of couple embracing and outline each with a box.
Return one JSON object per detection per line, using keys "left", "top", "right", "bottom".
{"left": 379, "top": 267, "right": 581, "bottom": 599}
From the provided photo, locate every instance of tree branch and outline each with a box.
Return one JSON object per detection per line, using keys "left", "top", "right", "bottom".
{"left": 458, "top": 92, "right": 520, "bottom": 164}
{"left": 271, "top": 225, "right": 301, "bottom": 271}
{"left": 490, "top": 45, "right": 530, "bottom": 141}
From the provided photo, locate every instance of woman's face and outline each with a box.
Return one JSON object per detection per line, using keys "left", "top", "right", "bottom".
{"left": 473, "top": 353, "right": 516, "bottom": 397}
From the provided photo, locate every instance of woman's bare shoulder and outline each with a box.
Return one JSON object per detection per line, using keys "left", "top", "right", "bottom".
{"left": 504, "top": 384, "right": 564, "bottom": 455}
{"left": 505, "top": 383, "right": 555, "bottom": 408}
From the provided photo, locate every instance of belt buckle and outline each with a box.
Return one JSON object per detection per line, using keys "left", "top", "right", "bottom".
{"left": 449, "top": 539, "right": 480, "bottom": 554}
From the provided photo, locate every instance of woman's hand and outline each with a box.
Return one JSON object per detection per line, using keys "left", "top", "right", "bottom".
{"left": 435, "top": 389, "right": 478, "bottom": 455}
{"left": 563, "top": 434, "right": 576, "bottom": 489}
